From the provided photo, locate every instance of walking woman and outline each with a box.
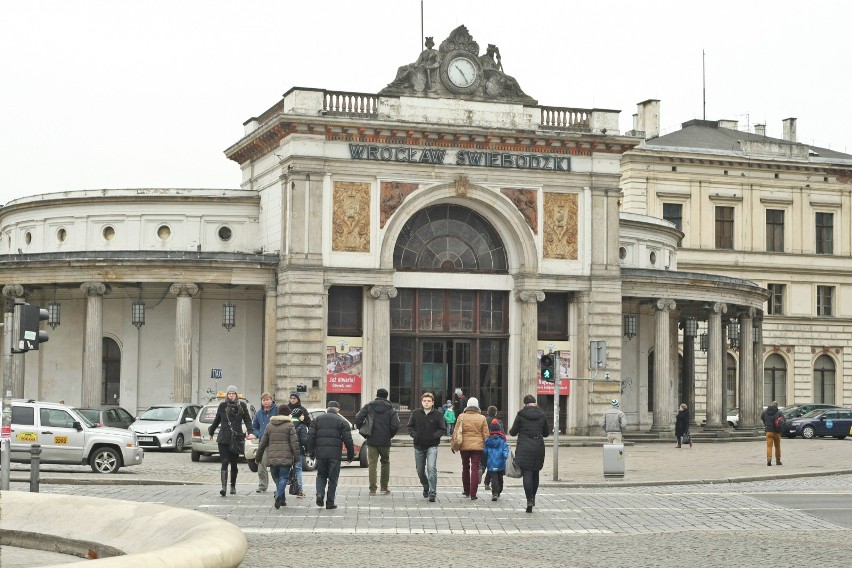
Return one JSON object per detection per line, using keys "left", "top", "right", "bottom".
{"left": 675, "top": 403, "right": 692, "bottom": 448}
{"left": 209, "top": 385, "right": 254, "bottom": 496}
{"left": 509, "top": 394, "right": 549, "bottom": 513}
{"left": 456, "top": 397, "right": 488, "bottom": 500}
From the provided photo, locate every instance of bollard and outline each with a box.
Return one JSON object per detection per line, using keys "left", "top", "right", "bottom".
{"left": 29, "top": 444, "right": 41, "bottom": 492}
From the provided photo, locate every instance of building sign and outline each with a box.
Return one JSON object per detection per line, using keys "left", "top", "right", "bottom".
{"left": 348, "top": 144, "right": 571, "bottom": 173}
{"left": 537, "top": 342, "right": 571, "bottom": 396}
{"left": 326, "top": 337, "right": 363, "bottom": 394}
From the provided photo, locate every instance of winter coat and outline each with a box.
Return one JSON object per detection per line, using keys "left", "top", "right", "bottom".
{"left": 444, "top": 407, "right": 457, "bottom": 424}
{"left": 288, "top": 394, "right": 311, "bottom": 427}
{"left": 292, "top": 419, "right": 309, "bottom": 454}
{"left": 761, "top": 406, "right": 783, "bottom": 433}
{"left": 483, "top": 431, "right": 510, "bottom": 472}
{"left": 407, "top": 407, "right": 446, "bottom": 449}
{"left": 209, "top": 400, "right": 253, "bottom": 444}
{"left": 675, "top": 409, "right": 690, "bottom": 437}
{"left": 307, "top": 410, "right": 354, "bottom": 461}
{"left": 256, "top": 415, "right": 300, "bottom": 467}
{"left": 456, "top": 407, "right": 488, "bottom": 451}
{"left": 452, "top": 394, "right": 466, "bottom": 418}
{"left": 355, "top": 398, "right": 400, "bottom": 447}
{"left": 601, "top": 408, "right": 627, "bottom": 433}
{"left": 509, "top": 405, "right": 549, "bottom": 471}
{"left": 252, "top": 405, "right": 276, "bottom": 439}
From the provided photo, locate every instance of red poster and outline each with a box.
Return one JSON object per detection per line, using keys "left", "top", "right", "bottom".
{"left": 326, "top": 340, "right": 363, "bottom": 393}
{"left": 537, "top": 377, "right": 569, "bottom": 395}
{"left": 326, "top": 373, "right": 362, "bottom": 394}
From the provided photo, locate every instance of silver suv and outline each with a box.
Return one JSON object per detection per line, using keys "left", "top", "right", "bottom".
{"left": 9, "top": 399, "right": 144, "bottom": 473}
{"left": 191, "top": 395, "right": 256, "bottom": 467}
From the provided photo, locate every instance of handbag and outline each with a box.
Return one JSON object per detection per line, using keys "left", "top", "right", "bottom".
{"left": 229, "top": 432, "right": 245, "bottom": 455}
{"left": 683, "top": 432, "right": 691, "bottom": 445}
{"left": 358, "top": 407, "right": 374, "bottom": 439}
{"left": 450, "top": 416, "right": 464, "bottom": 452}
{"left": 505, "top": 449, "right": 522, "bottom": 478}
{"left": 288, "top": 466, "right": 298, "bottom": 495}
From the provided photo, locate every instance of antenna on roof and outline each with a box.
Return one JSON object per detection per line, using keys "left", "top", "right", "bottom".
{"left": 702, "top": 49, "right": 706, "bottom": 120}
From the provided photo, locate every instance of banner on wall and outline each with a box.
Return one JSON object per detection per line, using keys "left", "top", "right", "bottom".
{"left": 326, "top": 337, "right": 363, "bottom": 394}
{"left": 536, "top": 341, "right": 571, "bottom": 396}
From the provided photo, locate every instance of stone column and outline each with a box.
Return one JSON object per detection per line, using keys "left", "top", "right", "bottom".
{"left": 651, "top": 299, "right": 676, "bottom": 432}
{"left": 753, "top": 316, "right": 765, "bottom": 411}
{"left": 2, "top": 285, "right": 24, "bottom": 397}
{"left": 263, "top": 284, "right": 277, "bottom": 394}
{"left": 737, "top": 308, "right": 755, "bottom": 430}
{"left": 704, "top": 302, "right": 727, "bottom": 430}
{"left": 81, "top": 282, "right": 106, "bottom": 407}
{"left": 368, "top": 286, "right": 397, "bottom": 398}
{"left": 515, "top": 289, "right": 545, "bottom": 403}
{"left": 170, "top": 283, "right": 199, "bottom": 403}
{"left": 682, "top": 324, "right": 696, "bottom": 426}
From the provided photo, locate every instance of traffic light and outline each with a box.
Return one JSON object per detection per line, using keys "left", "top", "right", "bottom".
{"left": 540, "top": 353, "right": 555, "bottom": 382}
{"left": 19, "top": 303, "right": 49, "bottom": 351}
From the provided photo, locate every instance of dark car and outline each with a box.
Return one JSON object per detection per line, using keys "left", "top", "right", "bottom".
{"left": 781, "top": 403, "right": 841, "bottom": 421}
{"left": 76, "top": 406, "right": 136, "bottom": 429}
{"left": 785, "top": 408, "right": 852, "bottom": 439}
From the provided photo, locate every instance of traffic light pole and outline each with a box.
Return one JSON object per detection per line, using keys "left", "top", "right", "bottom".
{"left": 0, "top": 299, "right": 15, "bottom": 490}
{"left": 551, "top": 350, "right": 560, "bottom": 480}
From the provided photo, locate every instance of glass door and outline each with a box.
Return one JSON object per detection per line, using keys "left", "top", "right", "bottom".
{"left": 421, "top": 340, "right": 448, "bottom": 406}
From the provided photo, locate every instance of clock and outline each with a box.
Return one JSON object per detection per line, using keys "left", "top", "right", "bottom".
{"left": 440, "top": 51, "right": 482, "bottom": 95}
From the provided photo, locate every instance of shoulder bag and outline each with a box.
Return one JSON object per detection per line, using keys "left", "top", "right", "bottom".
{"left": 450, "top": 415, "right": 464, "bottom": 452}
{"left": 358, "top": 406, "right": 374, "bottom": 438}
{"left": 505, "top": 449, "right": 522, "bottom": 478}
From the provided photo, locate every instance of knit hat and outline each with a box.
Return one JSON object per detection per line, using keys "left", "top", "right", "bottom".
{"left": 289, "top": 392, "right": 301, "bottom": 403}
{"left": 611, "top": 399, "right": 619, "bottom": 408}
{"left": 489, "top": 418, "right": 502, "bottom": 432}
{"left": 327, "top": 401, "right": 340, "bottom": 409}
{"left": 376, "top": 388, "right": 389, "bottom": 399}
{"left": 466, "top": 397, "right": 479, "bottom": 409}
{"left": 523, "top": 394, "right": 536, "bottom": 404}
{"left": 225, "top": 385, "right": 238, "bottom": 395}
{"left": 277, "top": 403, "right": 291, "bottom": 415}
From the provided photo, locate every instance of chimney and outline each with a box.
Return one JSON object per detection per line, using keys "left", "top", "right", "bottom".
{"left": 754, "top": 124, "right": 766, "bottom": 136}
{"left": 632, "top": 113, "right": 639, "bottom": 132}
{"left": 636, "top": 99, "right": 660, "bottom": 139}
{"left": 717, "top": 119, "right": 738, "bottom": 130}
{"left": 782, "top": 117, "right": 797, "bottom": 142}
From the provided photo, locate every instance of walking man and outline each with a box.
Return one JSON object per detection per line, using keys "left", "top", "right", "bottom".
{"left": 761, "top": 401, "right": 784, "bottom": 466}
{"left": 601, "top": 399, "right": 626, "bottom": 443}
{"left": 307, "top": 401, "right": 353, "bottom": 510}
{"left": 252, "top": 392, "right": 277, "bottom": 493}
{"left": 355, "top": 388, "right": 400, "bottom": 495}
{"left": 406, "top": 392, "right": 446, "bottom": 502}
{"left": 254, "top": 403, "right": 299, "bottom": 509}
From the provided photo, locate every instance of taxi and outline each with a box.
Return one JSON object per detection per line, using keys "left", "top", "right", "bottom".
{"left": 190, "top": 392, "right": 256, "bottom": 467}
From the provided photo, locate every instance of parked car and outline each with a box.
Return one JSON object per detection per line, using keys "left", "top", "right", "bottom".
{"left": 781, "top": 403, "right": 841, "bottom": 421}
{"left": 130, "top": 403, "right": 201, "bottom": 452}
{"left": 785, "top": 408, "right": 852, "bottom": 439}
{"left": 304, "top": 408, "right": 367, "bottom": 471}
{"left": 9, "top": 399, "right": 144, "bottom": 473}
{"left": 191, "top": 394, "right": 256, "bottom": 468}
{"left": 76, "top": 406, "right": 135, "bottom": 429}
{"left": 700, "top": 408, "right": 740, "bottom": 428}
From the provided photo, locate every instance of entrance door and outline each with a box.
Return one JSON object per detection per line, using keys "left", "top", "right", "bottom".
{"left": 419, "top": 339, "right": 472, "bottom": 410}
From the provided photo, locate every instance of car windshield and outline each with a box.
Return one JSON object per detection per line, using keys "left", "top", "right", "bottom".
{"left": 139, "top": 406, "right": 181, "bottom": 421}
{"left": 76, "top": 409, "right": 100, "bottom": 424}
{"left": 70, "top": 408, "right": 96, "bottom": 428}
{"left": 800, "top": 409, "right": 824, "bottom": 419}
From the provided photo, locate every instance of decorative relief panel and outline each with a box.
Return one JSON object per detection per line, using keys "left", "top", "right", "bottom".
{"left": 543, "top": 192, "right": 578, "bottom": 260}
{"left": 501, "top": 188, "right": 537, "bottom": 234}
{"left": 332, "top": 181, "right": 371, "bottom": 253}
{"left": 380, "top": 181, "right": 419, "bottom": 228}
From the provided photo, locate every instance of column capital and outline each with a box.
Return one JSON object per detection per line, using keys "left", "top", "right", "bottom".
{"left": 2, "top": 284, "right": 24, "bottom": 299}
{"left": 169, "top": 282, "right": 199, "bottom": 297}
{"left": 515, "top": 289, "right": 545, "bottom": 304}
{"left": 710, "top": 302, "right": 727, "bottom": 315}
{"left": 80, "top": 282, "right": 106, "bottom": 297}
{"left": 369, "top": 285, "right": 398, "bottom": 301}
{"left": 738, "top": 307, "right": 756, "bottom": 319}
{"left": 655, "top": 298, "right": 676, "bottom": 312}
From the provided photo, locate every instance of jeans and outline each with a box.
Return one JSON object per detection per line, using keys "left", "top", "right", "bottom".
{"left": 446, "top": 422, "right": 455, "bottom": 436}
{"left": 521, "top": 468, "right": 539, "bottom": 501}
{"left": 316, "top": 458, "right": 341, "bottom": 504}
{"left": 294, "top": 452, "right": 304, "bottom": 492}
{"left": 269, "top": 464, "right": 292, "bottom": 501}
{"left": 765, "top": 432, "right": 781, "bottom": 462}
{"left": 460, "top": 450, "right": 482, "bottom": 497}
{"left": 413, "top": 446, "right": 438, "bottom": 497}
{"left": 367, "top": 445, "right": 391, "bottom": 491}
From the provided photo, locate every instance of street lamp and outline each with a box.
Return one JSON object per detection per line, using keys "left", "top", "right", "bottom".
{"left": 684, "top": 316, "right": 698, "bottom": 337}
{"left": 728, "top": 319, "right": 740, "bottom": 349}
{"left": 699, "top": 332, "right": 708, "bottom": 352}
{"left": 222, "top": 302, "right": 236, "bottom": 331}
{"left": 47, "top": 301, "right": 61, "bottom": 330}
{"left": 623, "top": 314, "right": 637, "bottom": 340}
{"left": 131, "top": 299, "right": 145, "bottom": 329}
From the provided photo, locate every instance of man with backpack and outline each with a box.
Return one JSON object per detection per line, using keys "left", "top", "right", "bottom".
{"left": 760, "top": 401, "right": 785, "bottom": 466}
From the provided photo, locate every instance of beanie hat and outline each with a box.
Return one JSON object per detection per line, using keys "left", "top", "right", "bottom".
{"left": 466, "top": 397, "right": 479, "bottom": 409}
{"left": 611, "top": 399, "right": 620, "bottom": 408}
{"left": 489, "top": 418, "right": 502, "bottom": 432}
{"left": 289, "top": 392, "right": 301, "bottom": 403}
{"left": 226, "top": 385, "right": 238, "bottom": 395}
{"left": 327, "top": 401, "right": 340, "bottom": 409}
{"left": 277, "top": 403, "right": 291, "bottom": 415}
{"left": 376, "top": 388, "right": 389, "bottom": 399}
{"left": 523, "top": 394, "right": 536, "bottom": 405}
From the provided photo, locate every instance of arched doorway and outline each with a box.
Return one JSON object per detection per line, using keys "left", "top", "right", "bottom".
{"left": 813, "top": 354, "right": 835, "bottom": 404}
{"left": 102, "top": 337, "right": 121, "bottom": 405}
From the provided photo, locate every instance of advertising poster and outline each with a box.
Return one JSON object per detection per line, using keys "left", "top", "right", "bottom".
{"left": 326, "top": 337, "right": 363, "bottom": 394}
{"left": 536, "top": 341, "right": 571, "bottom": 395}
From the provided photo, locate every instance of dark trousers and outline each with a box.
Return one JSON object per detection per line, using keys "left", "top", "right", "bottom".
{"left": 217, "top": 443, "right": 239, "bottom": 484}
{"left": 521, "top": 468, "right": 539, "bottom": 501}
{"left": 316, "top": 458, "right": 341, "bottom": 504}
{"left": 460, "top": 450, "right": 482, "bottom": 497}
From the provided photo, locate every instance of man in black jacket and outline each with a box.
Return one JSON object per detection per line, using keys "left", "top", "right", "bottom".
{"left": 406, "top": 392, "right": 445, "bottom": 502}
{"left": 355, "top": 388, "right": 400, "bottom": 495}
{"left": 307, "top": 401, "right": 353, "bottom": 510}
{"left": 289, "top": 392, "right": 311, "bottom": 428}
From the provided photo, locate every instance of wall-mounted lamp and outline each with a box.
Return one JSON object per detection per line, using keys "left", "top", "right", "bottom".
{"left": 727, "top": 319, "right": 740, "bottom": 349}
{"left": 131, "top": 299, "right": 145, "bottom": 329}
{"left": 753, "top": 326, "right": 761, "bottom": 344}
{"left": 623, "top": 314, "right": 637, "bottom": 340}
{"left": 223, "top": 302, "right": 236, "bottom": 332}
{"left": 699, "top": 332, "right": 708, "bottom": 352}
{"left": 47, "top": 301, "right": 61, "bottom": 329}
{"left": 684, "top": 316, "right": 698, "bottom": 337}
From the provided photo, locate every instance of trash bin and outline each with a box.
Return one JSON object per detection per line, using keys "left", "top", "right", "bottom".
{"left": 603, "top": 443, "right": 625, "bottom": 478}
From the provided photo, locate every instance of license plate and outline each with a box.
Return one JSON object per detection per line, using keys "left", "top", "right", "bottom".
{"left": 138, "top": 436, "right": 154, "bottom": 442}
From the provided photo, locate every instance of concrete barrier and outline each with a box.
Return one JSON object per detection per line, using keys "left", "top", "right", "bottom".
{"left": 0, "top": 491, "right": 246, "bottom": 567}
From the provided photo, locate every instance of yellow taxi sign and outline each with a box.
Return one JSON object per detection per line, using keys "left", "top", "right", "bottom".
{"left": 215, "top": 391, "right": 245, "bottom": 400}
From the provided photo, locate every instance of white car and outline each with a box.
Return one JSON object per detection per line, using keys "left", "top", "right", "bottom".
{"left": 130, "top": 403, "right": 201, "bottom": 452}
{"left": 191, "top": 395, "right": 256, "bottom": 467}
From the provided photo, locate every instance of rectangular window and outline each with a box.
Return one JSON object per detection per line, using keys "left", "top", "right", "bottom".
{"left": 389, "top": 289, "right": 414, "bottom": 331}
{"left": 663, "top": 203, "right": 683, "bottom": 231}
{"left": 765, "top": 209, "right": 784, "bottom": 252}
{"left": 817, "top": 286, "right": 834, "bottom": 317}
{"left": 537, "top": 293, "right": 569, "bottom": 339}
{"left": 448, "top": 291, "right": 475, "bottom": 332}
{"left": 327, "top": 286, "right": 363, "bottom": 335}
{"left": 389, "top": 338, "right": 414, "bottom": 411}
{"left": 418, "top": 290, "right": 444, "bottom": 331}
{"left": 715, "top": 206, "right": 734, "bottom": 249}
{"left": 816, "top": 212, "right": 834, "bottom": 254}
{"left": 479, "top": 291, "right": 506, "bottom": 333}
{"left": 767, "top": 284, "right": 785, "bottom": 315}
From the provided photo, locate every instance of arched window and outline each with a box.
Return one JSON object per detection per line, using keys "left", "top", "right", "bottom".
{"left": 763, "top": 354, "right": 787, "bottom": 406}
{"left": 725, "top": 353, "right": 737, "bottom": 411}
{"left": 813, "top": 354, "right": 835, "bottom": 404}
{"left": 393, "top": 204, "right": 508, "bottom": 272}
{"left": 102, "top": 337, "right": 121, "bottom": 405}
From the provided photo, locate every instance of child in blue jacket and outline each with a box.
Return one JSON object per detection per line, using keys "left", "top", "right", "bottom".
{"left": 482, "top": 418, "right": 510, "bottom": 500}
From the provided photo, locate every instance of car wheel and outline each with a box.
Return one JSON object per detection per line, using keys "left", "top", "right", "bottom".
{"left": 359, "top": 448, "right": 368, "bottom": 468}
{"left": 173, "top": 434, "right": 185, "bottom": 453}
{"left": 90, "top": 447, "right": 121, "bottom": 473}
{"left": 802, "top": 425, "right": 816, "bottom": 439}
{"left": 836, "top": 435, "right": 847, "bottom": 440}
{"left": 302, "top": 454, "right": 317, "bottom": 472}
{"left": 191, "top": 450, "right": 201, "bottom": 462}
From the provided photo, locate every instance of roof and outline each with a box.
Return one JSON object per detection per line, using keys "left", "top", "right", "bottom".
{"left": 645, "top": 119, "right": 852, "bottom": 161}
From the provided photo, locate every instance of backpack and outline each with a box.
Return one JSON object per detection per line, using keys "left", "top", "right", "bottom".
{"left": 293, "top": 421, "right": 308, "bottom": 451}
{"left": 774, "top": 414, "right": 786, "bottom": 430}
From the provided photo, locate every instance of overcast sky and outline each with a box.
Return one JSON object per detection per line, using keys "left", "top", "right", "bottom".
{"left": 2, "top": 0, "right": 850, "bottom": 205}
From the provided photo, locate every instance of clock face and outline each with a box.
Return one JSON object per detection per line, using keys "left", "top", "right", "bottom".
{"left": 447, "top": 57, "right": 477, "bottom": 88}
